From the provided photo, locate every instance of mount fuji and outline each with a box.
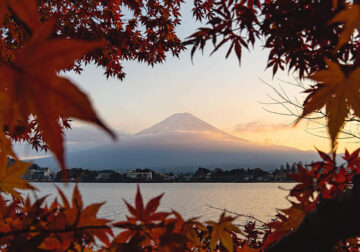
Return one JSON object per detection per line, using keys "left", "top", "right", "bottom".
{"left": 32, "top": 113, "right": 318, "bottom": 172}
{"left": 137, "top": 112, "right": 235, "bottom": 137}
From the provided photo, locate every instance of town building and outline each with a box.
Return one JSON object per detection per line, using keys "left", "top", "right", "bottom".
{"left": 127, "top": 169, "right": 153, "bottom": 180}
{"left": 96, "top": 170, "right": 115, "bottom": 181}
{"left": 23, "top": 164, "right": 50, "bottom": 181}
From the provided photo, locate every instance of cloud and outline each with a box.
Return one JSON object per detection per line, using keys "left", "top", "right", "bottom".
{"left": 16, "top": 126, "right": 129, "bottom": 160}
{"left": 233, "top": 121, "right": 287, "bottom": 133}
{"left": 64, "top": 126, "right": 117, "bottom": 143}
{"left": 64, "top": 126, "right": 131, "bottom": 152}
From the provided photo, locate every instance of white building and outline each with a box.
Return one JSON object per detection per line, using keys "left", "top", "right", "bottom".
{"left": 23, "top": 166, "right": 50, "bottom": 180}
{"left": 127, "top": 169, "right": 153, "bottom": 180}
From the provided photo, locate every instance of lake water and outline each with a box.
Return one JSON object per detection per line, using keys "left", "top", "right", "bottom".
{"left": 27, "top": 183, "right": 294, "bottom": 223}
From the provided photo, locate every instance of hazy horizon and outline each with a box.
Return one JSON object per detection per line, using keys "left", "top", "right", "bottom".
{"left": 24, "top": 113, "right": 319, "bottom": 172}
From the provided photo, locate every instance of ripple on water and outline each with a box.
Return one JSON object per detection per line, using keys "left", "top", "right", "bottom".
{"left": 24, "top": 182, "right": 293, "bottom": 222}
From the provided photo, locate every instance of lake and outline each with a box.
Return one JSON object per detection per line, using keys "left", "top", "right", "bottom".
{"left": 26, "top": 183, "right": 294, "bottom": 223}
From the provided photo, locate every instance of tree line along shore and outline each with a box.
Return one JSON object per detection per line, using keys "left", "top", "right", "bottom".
{"left": 23, "top": 162, "right": 302, "bottom": 183}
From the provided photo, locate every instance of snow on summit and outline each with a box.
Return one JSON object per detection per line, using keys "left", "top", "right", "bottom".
{"left": 137, "top": 112, "right": 227, "bottom": 136}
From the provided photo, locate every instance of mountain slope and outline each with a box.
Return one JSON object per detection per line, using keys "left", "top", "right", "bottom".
{"left": 137, "top": 112, "right": 237, "bottom": 137}
{"left": 33, "top": 113, "right": 318, "bottom": 171}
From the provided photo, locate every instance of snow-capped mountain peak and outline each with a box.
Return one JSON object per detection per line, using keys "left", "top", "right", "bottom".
{"left": 136, "top": 112, "right": 227, "bottom": 136}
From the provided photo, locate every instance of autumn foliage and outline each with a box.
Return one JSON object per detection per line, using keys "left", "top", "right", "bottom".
{"left": 1, "top": 0, "right": 360, "bottom": 251}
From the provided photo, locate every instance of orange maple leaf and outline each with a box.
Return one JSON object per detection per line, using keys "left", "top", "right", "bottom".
{"left": 332, "top": 0, "right": 338, "bottom": 10}
{"left": 206, "top": 212, "right": 242, "bottom": 252}
{"left": 263, "top": 202, "right": 307, "bottom": 248}
{"left": 0, "top": 0, "right": 41, "bottom": 34}
{"left": 0, "top": 126, "right": 34, "bottom": 199}
{"left": 0, "top": 18, "right": 115, "bottom": 171}
{"left": 329, "top": 4, "right": 360, "bottom": 50}
{"left": 276, "top": 203, "right": 306, "bottom": 233}
{"left": 8, "top": 0, "right": 41, "bottom": 30}
{"left": 114, "top": 186, "right": 177, "bottom": 248}
{"left": 297, "top": 58, "right": 360, "bottom": 148}
{"left": 121, "top": 185, "right": 168, "bottom": 225}
{"left": 0, "top": 156, "right": 35, "bottom": 198}
{"left": 54, "top": 184, "right": 113, "bottom": 247}
{"left": 0, "top": 1, "right": 7, "bottom": 26}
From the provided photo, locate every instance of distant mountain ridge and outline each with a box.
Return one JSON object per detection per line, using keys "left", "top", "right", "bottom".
{"left": 33, "top": 113, "right": 319, "bottom": 171}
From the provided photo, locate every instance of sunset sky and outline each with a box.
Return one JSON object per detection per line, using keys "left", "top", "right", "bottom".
{"left": 55, "top": 0, "right": 360, "bottom": 155}
{"left": 62, "top": 39, "right": 359, "bottom": 153}
{"left": 21, "top": 2, "right": 359, "bottom": 157}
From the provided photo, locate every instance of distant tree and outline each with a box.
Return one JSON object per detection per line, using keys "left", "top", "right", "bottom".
{"left": 280, "top": 164, "right": 285, "bottom": 171}
{"left": 28, "top": 163, "right": 40, "bottom": 170}
{"left": 285, "top": 163, "right": 291, "bottom": 172}
{"left": 195, "top": 167, "right": 211, "bottom": 177}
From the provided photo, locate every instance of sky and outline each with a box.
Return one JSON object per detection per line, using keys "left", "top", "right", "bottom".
{"left": 16, "top": 2, "right": 360, "bottom": 158}
{"left": 64, "top": 51, "right": 359, "bottom": 153}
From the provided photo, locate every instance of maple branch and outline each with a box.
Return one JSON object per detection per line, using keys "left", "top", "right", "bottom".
{"left": 265, "top": 175, "right": 360, "bottom": 252}
{"left": 207, "top": 205, "right": 267, "bottom": 225}
{"left": 261, "top": 78, "right": 360, "bottom": 141}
